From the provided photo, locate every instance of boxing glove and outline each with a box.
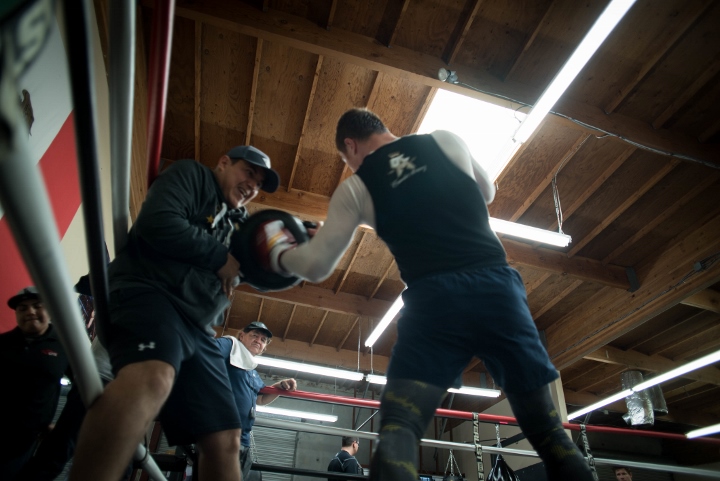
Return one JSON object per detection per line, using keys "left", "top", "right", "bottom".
{"left": 255, "top": 220, "right": 297, "bottom": 275}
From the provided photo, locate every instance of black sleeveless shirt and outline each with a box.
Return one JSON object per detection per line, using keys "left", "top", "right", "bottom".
{"left": 355, "top": 134, "right": 507, "bottom": 284}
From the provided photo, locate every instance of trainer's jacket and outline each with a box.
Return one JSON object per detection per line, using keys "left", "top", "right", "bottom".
{"left": 109, "top": 159, "right": 247, "bottom": 328}
{"left": 281, "top": 131, "right": 507, "bottom": 284}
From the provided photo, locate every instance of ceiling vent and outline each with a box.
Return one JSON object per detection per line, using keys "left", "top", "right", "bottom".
{"left": 620, "top": 371, "right": 667, "bottom": 426}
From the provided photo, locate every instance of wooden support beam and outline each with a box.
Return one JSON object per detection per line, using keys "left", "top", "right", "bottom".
{"left": 335, "top": 231, "right": 365, "bottom": 294}
{"left": 441, "top": 0, "right": 484, "bottom": 66}
{"left": 649, "top": 315, "right": 720, "bottom": 357}
{"left": 525, "top": 272, "right": 551, "bottom": 296}
{"left": 194, "top": 21, "right": 202, "bottom": 160}
{"left": 282, "top": 304, "right": 297, "bottom": 341}
{"left": 368, "top": 260, "right": 395, "bottom": 300}
{"left": 287, "top": 55, "right": 323, "bottom": 191}
{"left": 653, "top": 58, "right": 720, "bottom": 129}
{"left": 245, "top": 38, "right": 263, "bottom": 145}
{"left": 583, "top": 346, "right": 720, "bottom": 386}
{"left": 256, "top": 298, "right": 264, "bottom": 322}
{"left": 310, "top": 310, "right": 329, "bottom": 346}
{"left": 682, "top": 289, "right": 720, "bottom": 314}
{"left": 325, "top": 0, "right": 338, "bottom": 30}
{"left": 533, "top": 279, "right": 583, "bottom": 320}
{"left": 502, "top": 0, "right": 555, "bottom": 81}
{"left": 409, "top": 87, "right": 437, "bottom": 134}
{"left": 235, "top": 283, "right": 392, "bottom": 318}
{"left": 337, "top": 316, "right": 360, "bottom": 352}
{"left": 160, "top": 0, "right": 720, "bottom": 167}
{"left": 624, "top": 310, "right": 703, "bottom": 351}
{"left": 376, "top": 0, "right": 411, "bottom": 48}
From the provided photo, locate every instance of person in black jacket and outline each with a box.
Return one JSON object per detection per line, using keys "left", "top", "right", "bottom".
{"left": 0, "top": 287, "right": 70, "bottom": 480}
{"left": 328, "top": 436, "right": 363, "bottom": 478}
{"left": 70, "top": 146, "right": 280, "bottom": 481}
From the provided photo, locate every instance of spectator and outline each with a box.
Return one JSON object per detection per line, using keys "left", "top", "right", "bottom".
{"left": 614, "top": 466, "right": 632, "bottom": 481}
{"left": 327, "top": 436, "right": 363, "bottom": 478}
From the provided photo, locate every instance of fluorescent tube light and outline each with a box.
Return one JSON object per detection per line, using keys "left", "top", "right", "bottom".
{"left": 366, "top": 374, "right": 501, "bottom": 398}
{"left": 489, "top": 217, "right": 571, "bottom": 247}
{"left": 365, "top": 295, "right": 404, "bottom": 347}
{"left": 513, "top": 0, "right": 637, "bottom": 143}
{"left": 256, "top": 357, "right": 364, "bottom": 381}
{"left": 256, "top": 405, "right": 338, "bottom": 422}
{"left": 686, "top": 423, "right": 720, "bottom": 439}
{"left": 567, "top": 389, "right": 633, "bottom": 420}
{"left": 632, "top": 349, "right": 720, "bottom": 392}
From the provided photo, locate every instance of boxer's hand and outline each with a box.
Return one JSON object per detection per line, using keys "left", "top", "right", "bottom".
{"left": 256, "top": 220, "right": 296, "bottom": 274}
{"left": 278, "top": 379, "right": 297, "bottom": 391}
{"left": 216, "top": 253, "right": 240, "bottom": 297}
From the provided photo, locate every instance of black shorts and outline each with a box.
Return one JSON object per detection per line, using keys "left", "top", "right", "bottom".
{"left": 102, "top": 287, "right": 241, "bottom": 445}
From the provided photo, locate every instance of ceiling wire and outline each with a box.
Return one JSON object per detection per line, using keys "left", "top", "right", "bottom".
{"left": 552, "top": 134, "right": 591, "bottom": 235}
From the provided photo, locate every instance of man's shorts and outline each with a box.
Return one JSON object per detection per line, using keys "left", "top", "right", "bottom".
{"left": 386, "top": 265, "right": 558, "bottom": 395}
{"left": 102, "top": 287, "right": 241, "bottom": 445}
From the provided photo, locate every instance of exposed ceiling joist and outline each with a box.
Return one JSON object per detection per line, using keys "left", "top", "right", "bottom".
{"left": 442, "top": 0, "right": 484, "bottom": 66}
{"left": 376, "top": 0, "right": 410, "bottom": 48}
{"left": 681, "top": 289, "right": 720, "bottom": 314}
{"left": 245, "top": 37, "right": 263, "bottom": 144}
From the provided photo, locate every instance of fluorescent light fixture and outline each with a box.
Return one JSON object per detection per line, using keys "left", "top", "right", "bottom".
{"left": 365, "top": 294, "right": 405, "bottom": 347}
{"left": 513, "top": 0, "right": 637, "bottom": 143}
{"left": 256, "top": 357, "right": 364, "bottom": 381}
{"left": 489, "top": 217, "right": 571, "bottom": 247}
{"left": 567, "top": 389, "right": 633, "bottom": 420}
{"left": 686, "top": 423, "right": 720, "bottom": 439}
{"left": 632, "top": 349, "right": 720, "bottom": 392}
{"left": 256, "top": 405, "right": 338, "bottom": 422}
{"left": 447, "top": 386, "right": 501, "bottom": 398}
{"left": 366, "top": 374, "right": 501, "bottom": 398}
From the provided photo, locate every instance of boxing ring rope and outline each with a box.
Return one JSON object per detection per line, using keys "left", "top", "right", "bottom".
{"left": 109, "top": 0, "right": 136, "bottom": 254}
{"left": 145, "top": 0, "right": 175, "bottom": 188}
{"left": 261, "top": 387, "right": 720, "bottom": 446}
{"left": 254, "top": 417, "right": 720, "bottom": 478}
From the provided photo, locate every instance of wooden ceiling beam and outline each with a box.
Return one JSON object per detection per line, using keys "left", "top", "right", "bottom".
{"left": 309, "top": 310, "right": 329, "bottom": 346}
{"left": 337, "top": 316, "right": 360, "bottom": 352}
{"left": 325, "top": 0, "right": 338, "bottom": 31}
{"left": 368, "top": 259, "right": 395, "bottom": 300}
{"left": 567, "top": 160, "right": 679, "bottom": 257}
{"left": 525, "top": 272, "right": 551, "bottom": 296}
{"left": 584, "top": 345, "right": 720, "bottom": 386}
{"left": 653, "top": 58, "right": 720, "bottom": 130}
{"left": 510, "top": 133, "right": 591, "bottom": 222}
{"left": 673, "top": 335, "right": 720, "bottom": 362}
{"left": 570, "top": 365, "right": 626, "bottom": 393}
{"left": 548, "top": 214, "right": 720, "bottom": 369}
{"left": 194, "top": 21, "right": 202, "bottom": 160}
{"left": 648, "top": 316, "right": 720, "bottom": 357}
{"left": 664, "top": 381, "right": 706, "bottom": 400}
{"left": 256, "top": 298, "right": 264, "bottom": 322}
{"left": 561, "top": 362, "right": 606, "bottom": 386}
{"left": 335, "top": 231, "right": 365, "bottom": 294}
{"left": 502, "top": 0, "right": 555, "bottom": 81}
{"left": 602, "top": 172, "right": 720, "bottom": 264}
{"left": 604, "top": 0, "right": 713, "bottom": 114}
{"left": 533, "top": 279, "right": 583, "bottom": 320}
{"left": 441, "top": 0, "right": 484, "bottom": 66}
{"left": 156, "top": 0, "right": 720, "bottom": 167}
{"left": 682, "top": 289, "right": 720, "bottom": 314}
{"left": 409, "top": 87, "right": 436, "bottom": 134}
{"left": 547, "top": 145, "right": 634, "bottom": 232}
{"left": 235, "top": 283, "right": 392, "bottom": 318}
{"left": 282, "top": 304, "right": 297, "bottom": 341}
{"left": 245, "top": 38, "right": 263, "bottom": 145}
{"left": 288, "top": 54, "right": 324, "bottom": 191}
{"left": 463, "top": 358, "right": 482, "bottom": 373}
{"left": 624, "top": 310, "right": 702, "bottom": 352}
{"left": 376, "top": 0, "right": 411, "bottom": 48}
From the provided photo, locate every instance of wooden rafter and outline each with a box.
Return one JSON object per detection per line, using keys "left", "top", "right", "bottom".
{"left": 310, "top": 310, "right": 330, "bottom": 346}
{"left": 567, "top": 160, "right": 679, "bottom": 257}
{"left": 532, "top": 279, "right": 583, "bottom": 320}
{"left": 441, "top": 0, "right": 484, "bottom": 66}
{"left": 503, "top": 0, "right": 555, "bottom": 81}
{"left": 337, "top": 316, "right": 361, "bottom": 352}
{"left": 561, "top": 362, "right": 606, "bottom": 386}
{"left": 194, "top": 21, "right": 202, "bottom": 160}
{"left": 288, "top": 55, "right": 324, "bottom": 191}
{"left": 510, "top": 133, "right": 591, "bottom": 222}
{"left": 525, "top": 272, "right": 551, "bottom": 296}
{"left": 256, "top": 298, "right": 264, "bottom": 322}
{"left": 673, "top": 336, "right": 720, "bottom": 362}
{"left": 681, "top": 289, "right": 720, "bottom": 314}
{"left": 653, "top": 58, "right": 720, "bottom": 129}
{"left": 325, "top": 0, "right": 338, "bottom": 30}
{"left": 409, "top": 87, "right": 437, "bottom": 134}
{"left": 244, "top": 38, "right": 263, "bottom": 144}
{"left": 463, "top": 358, "right": 482, "bottom": 373}
{"left": 368, "top": 259, "right": 395, "bottom": 300}
{"left": 376, "top": 0, "right": 411, "bottom": 48}
{"left": 666, "top": 385, "right": 718, "bottom": 404}
{"left": 282, "top": 304, "right": 297, "bottom": 341}
{"left": 624, "top": 310, "right": 704, "bottom": 352}
{"left": 602, "top": 171, "right": 720, "bottom": 264}
{"left": 571, "top": 365, "right": 626, "bottom": 393}
{"left": 604, "top": 0, "right": 714, "bottom": 114}
{"left": 649, "top": 318, "right": 720, "bottom": 357}
{"left": 548, "top": 145, "right": 634, "bottom": 231}
{"left": 335, "top": 231, "right": 366, "bottom": 294}
{"left": 664, "top": 381, "right": 706, "bottom": 400}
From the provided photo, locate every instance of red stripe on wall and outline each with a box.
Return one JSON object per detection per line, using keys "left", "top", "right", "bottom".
{"left": 0, "top": 112, "right": 81, "bottom": 332}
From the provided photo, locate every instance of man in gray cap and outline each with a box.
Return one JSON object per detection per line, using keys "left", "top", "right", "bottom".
{"left": 71, "top": 147, "right": 280, "bottom": 481}
{"left": 0, "top": 287, "right": 70, "bottom": 479}
{"left": 215, "top": 321, "right": 297, "bottom": 479}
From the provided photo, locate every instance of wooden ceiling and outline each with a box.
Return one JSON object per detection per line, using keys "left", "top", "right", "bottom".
{"left": 94, "top": 0, "right": 720, "bottom": 461}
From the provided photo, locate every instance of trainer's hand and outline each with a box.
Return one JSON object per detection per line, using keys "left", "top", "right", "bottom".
{"left": 305, "top": 220, "right": 323, "bottom": 238}
{"left": 216, "top": 252, "right": 240, "bottom": 297}
{"left": 276, "top": 379, "right": 297, "bottom": 391}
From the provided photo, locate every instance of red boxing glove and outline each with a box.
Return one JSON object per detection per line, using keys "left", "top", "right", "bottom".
{"left": 255, "top": 220, "right": 297, "bottom": 274}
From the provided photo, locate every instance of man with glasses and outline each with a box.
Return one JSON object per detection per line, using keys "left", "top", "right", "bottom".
{"left": 216, "top": 321, "right": 297, "bottom": 479}
{"left": 328, "top": 436, "right": 363, "bottom": 478}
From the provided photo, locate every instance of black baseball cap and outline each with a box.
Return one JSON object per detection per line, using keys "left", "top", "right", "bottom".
{"left": 243, "top": 321, "right": 273, "bottom": 339}
{"left": 8, "top": 286, "right": 40, "bottom": 310}
{"left": 226, "top": 145, "right": 280, "bottom": 193}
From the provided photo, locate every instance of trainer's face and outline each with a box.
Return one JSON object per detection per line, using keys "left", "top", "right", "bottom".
{"left": 339, "top": 139, "right": 363, "bottom": 172}
{"left": 215, "top": 157, "right": 265, "bottom": 209}
{"left": 615, "top": 469, "right": 632, "bottom": 481}
{"left": 238, "top": 329, "right": 270, "bottom": 356}
{"left": 15, "top": 298, "right": 50, "bottom": 337}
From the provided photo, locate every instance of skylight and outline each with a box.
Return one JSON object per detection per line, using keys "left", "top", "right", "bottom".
{"left": 416, "top": 88, "right": 526, "bottom": 181}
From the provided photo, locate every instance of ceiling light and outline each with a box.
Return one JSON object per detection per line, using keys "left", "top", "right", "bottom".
{"left": 256, "top": 405, "right": 338, "bottom": 422}
{"left": 365, "top": 295, "right": 404, "bottom": 347}
{"left": 631, "top": 349, "right": 720, "bottom": 392}
{"left": 686, "top": 423, "right": 720, "bottom": 439}
{"left": 513, "top": 0, "right": 637, "bottom": 143}
{"left": 366, "top": 374, "right": 501, "bottom": 398}
{"left": 489, "top": 217, "right": 571, "bottom": 247}
{"left": 567, "top": 389, "right": 633, "bottom": 420}
{"left": 256, "top": 357, "right": 364, "bottom": 381}
{"left": 438, "top": 68, "right": 458, "bottom": 84}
